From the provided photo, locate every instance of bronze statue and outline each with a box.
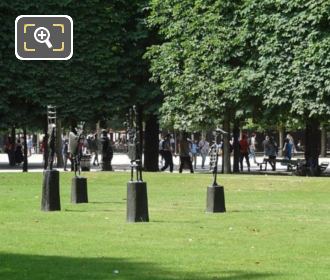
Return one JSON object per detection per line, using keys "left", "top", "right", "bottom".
{"left": 68, "top": 122, "right": 85, "bottom": 177}
{"left": 126, "top": 106, "right": 143, "bottom": 181}
{"left": 211, "top": 128, "right": 228, "bottom": 186}
{"left": 46, "top": 105, "right": 56, "bottom": 170}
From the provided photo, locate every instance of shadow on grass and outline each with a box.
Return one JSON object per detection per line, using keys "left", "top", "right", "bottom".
{"left": 0, "top": 252, "right": 279, "bottom": 280}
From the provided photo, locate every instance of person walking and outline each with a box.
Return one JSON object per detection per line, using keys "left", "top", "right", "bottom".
{"left": 198, "top": 137, "right": 209, "bottom": 169}
{"left": 263, "top": 136, "right": 277, "bottom": 171}
{"left": 283, "top": 133, "right": 296, "bottom": 159}
{"left": 239, "top": 134, "right": 250, "bottom": 172}
{"left": 160, "top": 134, "right": 174, "bottom": 172}
{"left": 179, "top": 134, "right": 194, "bottom": 173}
{"left": 249, "top": 132, "right": 257, "bottom": 164}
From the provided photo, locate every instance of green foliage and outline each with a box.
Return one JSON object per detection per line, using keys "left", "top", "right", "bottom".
{"left": 147, "top": 0, "right": 330, "bottom": 130}
{"left": 146, "top": 0, "right": 251, "bottom": 130}
{"left": 242, "top": 0, "right": 330, "bottom": 120}
{"left": 0, "top": 0, "right": 160, "bottom": 129}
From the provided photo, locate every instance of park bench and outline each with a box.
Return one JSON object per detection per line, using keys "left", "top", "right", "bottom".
{"left": 319, "top": 162, "right": 329, "bottom": 173}
{"left": 258, "top": 158, "right": 329, "bottom": 175}
{"left": 258, "top": 158, "right": 301, "bottom": 171}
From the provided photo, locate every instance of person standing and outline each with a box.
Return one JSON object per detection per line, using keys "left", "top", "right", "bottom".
{"left": 190, "top": 140, "right": 198, "bottom": 170}
{"left": 15, "top": 139, "right": 24, "bottom": 165}
{"left": 62, "top": 138, "right": 69, "bottom": 171}
{"left": 92, "top": 133, "right": 99, "bottom": 166}
{"left": 249, "top": 133, "right": 257, "bottom": 164}
{"left": 283, "top": 134, "right": 297, "bottom": 159}
{"left": 264, "top": 136, "right": 278, "bottom": 171}
{"left": 160, "top": 134, "right": 174, "bottom": 172}
{"left": 239, "top": 134, "right": 250, "bottom": 172}
{"left": 198, "top": 137, "right": 209, "bottom": 169}
{"left": 5, "top": 136, "right": 16, "bottom": 166}
{"left": 179, "top": 134, "right": 194, "bottom": 173}
{"left": 100, "top": 130, "right": 113, "bottom": 171}
{"left": 159, "top": 136, "right": 165, "bottom": 167}
{"left": 27, "top": 135, "right": 33, "bottom": 156}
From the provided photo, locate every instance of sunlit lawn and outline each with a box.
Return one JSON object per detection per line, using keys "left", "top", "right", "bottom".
{"left": 0, "top": 172, "right": 329, "bottom": 280}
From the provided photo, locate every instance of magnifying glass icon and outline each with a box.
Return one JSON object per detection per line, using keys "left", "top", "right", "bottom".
{"left": 34, "top": 27, "right": 53, "bottom": 49}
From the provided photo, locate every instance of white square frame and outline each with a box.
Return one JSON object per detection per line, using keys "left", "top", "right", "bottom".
{"left": 15, "top": 15, "right": 73, "bottom": 61}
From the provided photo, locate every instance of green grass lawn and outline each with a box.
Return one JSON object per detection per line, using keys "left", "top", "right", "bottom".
{"left": 0, "top": 172, "right": 329, "bottom": 280}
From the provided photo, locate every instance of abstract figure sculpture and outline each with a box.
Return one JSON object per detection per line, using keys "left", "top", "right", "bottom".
{"left": 69, "top": 122, "right": 88, "bottom": 204}
{"left": 127, "top": 106, "right": 143, "bottom": 181}
{"left": 41, "top": 105, "right": 61, "bottom": 211}
{"left": 68, "top": 122, "right": 85, "bottom": 177}
{"left": 46, "top": 105, "right": 56, "bottom": 170}
{"left": 206, "top": 128, "right": 227, "bottom": 213}
{"left": 126, "top": 105, "right": 149, "bottom": 222}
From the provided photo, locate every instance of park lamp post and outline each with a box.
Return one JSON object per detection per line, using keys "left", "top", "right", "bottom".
{"left": 126, "top": 106, "right": 149, "bottom": 223}
{"left": 206, "top": 128, "right": 227, "bottom": 213}
{"left": 41, "top": 105, "right": 61, "bottom": 211}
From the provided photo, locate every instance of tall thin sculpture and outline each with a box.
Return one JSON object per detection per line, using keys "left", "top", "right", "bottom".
{"left": 206, "top": 128, "right": 227, "bottom": 213}
{"left": 69, "top": 121, "right": 88, "bottom": 204}
{"left": 46, "top": 105, "right": 56, "bottom": 170}
{"left": 41, "top": 105, "right": 61, "bottom": 211}
{"left": 127, "top": 106, "right": 143, "bottom": 182}
{"left": 69, "top": 122, "right": 85, "bottom": 177}
{"left": 126, "top": 105, "right": 149, "bottom": 222}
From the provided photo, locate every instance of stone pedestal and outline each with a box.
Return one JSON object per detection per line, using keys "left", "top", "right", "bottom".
{"left": 71, "top": 177, "right": 88, "bottom": 203}
{"left": 127, "top": 181, "right": 149, "bottom": 222}
{"left": 206, "top": 184, "right": 226, "bottom": 213}
{"left": 41, "top": 170, "right": 61, "bottom": 211}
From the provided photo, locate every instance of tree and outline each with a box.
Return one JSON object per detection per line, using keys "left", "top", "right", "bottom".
{"left": 146, "top": 0, "right": 255, "bottom": 173}
{"left": 242, "top": 0, "right": 330, "bottom": 174}
{"left": 147, "top": 0, "right": 330, "bottom": 175}
{"left": 0, "top": 0, "right": 162, "bottom": 170}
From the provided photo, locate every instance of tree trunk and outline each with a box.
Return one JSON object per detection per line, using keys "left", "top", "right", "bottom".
{"left": 96, "top": 121, "right": 101, "bottom": 137}
{"left": 233, "top": 120, "right": 240, "bottom": 173}
{"left": 137, "top": 106, "right": 144, "bottom": 161}
{"left": 320, "top": 125, "right": 327, "bottom": 157}
{"left": 278, "top": 126, "right": 284, "bottom": 157}
{"left": 9, "top": 126, "right": 16, "bottom": 166}
{"left": 144, "top": 114, "right": 159, "bottom": 171}
{"left": 304, "top": 118, "right": 321, "bottom": 176}
{"left": 43, "top": 119, "right": 49, "bottom": 170}
{"left": 56, "top": 118, "right": 63, "bottom": 168}
{"left": 23, "top": 127, "right": 28, "bottom": 172}
{"left": 223, "top": 113, "right": 231, "bottom": 174}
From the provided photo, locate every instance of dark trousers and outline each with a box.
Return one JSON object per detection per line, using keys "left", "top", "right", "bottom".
{"left": 268, "top": 156, "right": 276, "bottom": 171}
{"left": 179, "top": 156, "right": 194, "bottom": 173}
{"left": 161, "top": 151, "right": 173, "bottom": 172}
{"left": 239, "top": 152, "right": 250, "bottom": 171}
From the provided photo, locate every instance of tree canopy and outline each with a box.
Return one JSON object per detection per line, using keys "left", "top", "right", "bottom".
{"left": 146, "top": 0, "right": 330, "bottom": 131}
{"left": 0, "top": 0, "right": 159, "bottom": 129}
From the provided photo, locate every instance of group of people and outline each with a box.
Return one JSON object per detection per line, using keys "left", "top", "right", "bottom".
{"left": 239, "top": 133, "right": 297, "bottom": 171}
{"left": 62, "top": 130, "right": 113, "bottom": 171}
{"left": 159, "top": 134, "right": 210, "bottom": 173}
{"left": 159, "top": 132, "right": 297, "bottom": 173}
{"left": 3, "top": 135, "right": 36, "bottom": 166}
{"left": 3, "top": 136, "right": 24, "bottom": 166}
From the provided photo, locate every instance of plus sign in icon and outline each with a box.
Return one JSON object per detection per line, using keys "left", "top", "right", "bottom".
{"left": 15, "top": 15, "right": 73, "bottom": 60}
